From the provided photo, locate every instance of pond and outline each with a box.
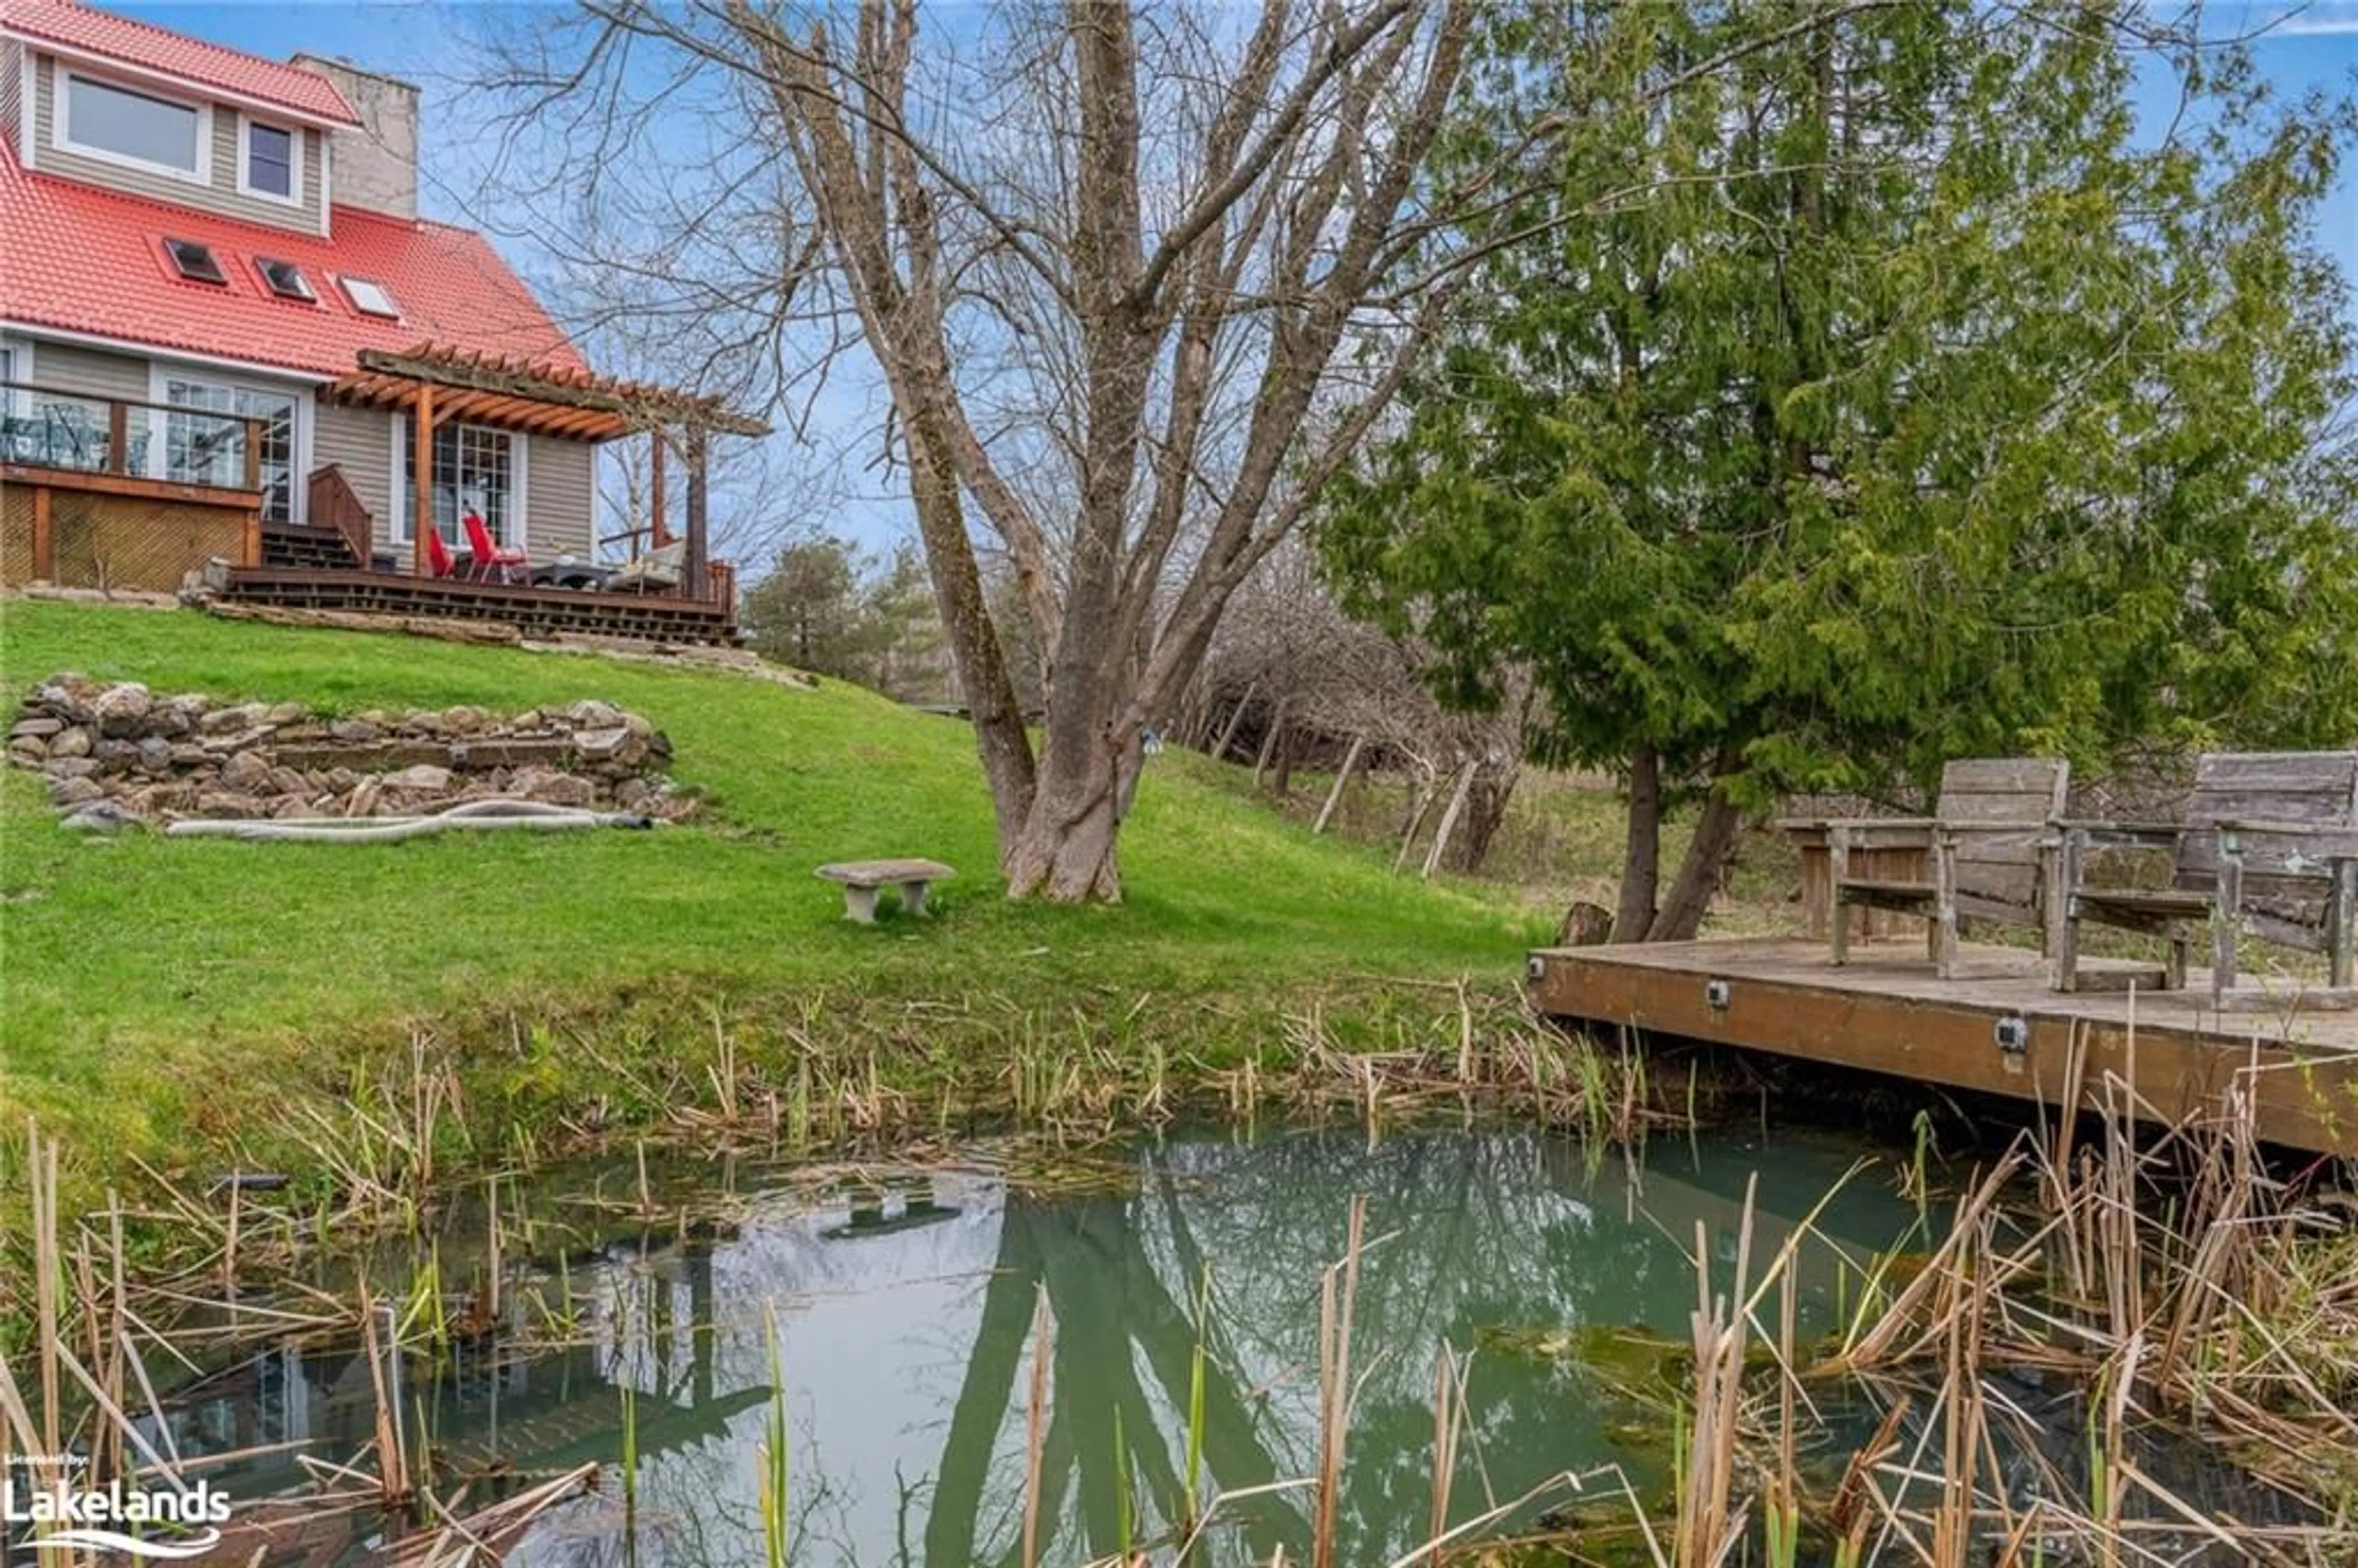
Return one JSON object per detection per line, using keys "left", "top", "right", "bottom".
{"left": 150, "top": 1125, "right": 1944, "bottom": 1566}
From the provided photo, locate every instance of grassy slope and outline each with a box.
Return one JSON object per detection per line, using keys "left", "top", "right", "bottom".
{"left": 0, "top": 600, "right": 1548, "bottom": 1178}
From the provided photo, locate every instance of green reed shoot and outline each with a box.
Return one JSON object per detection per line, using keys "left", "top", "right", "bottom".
{"left": 1762, "top": 1498, "right": 1798, "bottom": 1568}
{"left": 1183, "top": 1265, "right": 1210, "bottom": 1530}
{"left": 620, "top": 1381, "right": 639, "bottom": 1567}
{"left": 1906, "top": 1110, "right": 1937, "bottom": 1228}
{"left": 1113, "top": 1403, "right": 1135, "bottom": 1559}
{"left": 761, "top": 1299, "right": 790, "bottom": 1568}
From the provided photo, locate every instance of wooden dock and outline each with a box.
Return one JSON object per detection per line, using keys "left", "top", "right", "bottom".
{"left": 1527, "top": 939, "right": 2358, "bottom": 1155}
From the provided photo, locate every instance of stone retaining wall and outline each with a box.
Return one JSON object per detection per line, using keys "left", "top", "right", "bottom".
{"left": 9, "top": 673, "right": 690, "bottom": 828}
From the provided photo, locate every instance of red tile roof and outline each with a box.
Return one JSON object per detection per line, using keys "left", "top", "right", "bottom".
{"left": 0, "top": 0, "right": 358, "bottom": 124}
{"left": 0, "top": 151, "right": 587, "bottom": 379}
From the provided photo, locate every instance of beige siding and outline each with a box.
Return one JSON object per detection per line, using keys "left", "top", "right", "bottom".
{"left": 31, "top": 54, "right": 325, "bottom": 235}
{"left": 26, "top": 338, "right": 149, "bottom": 403}
{"left": 1, "top": 42, "right": 22, "bottom": 153}
{"left": 527, "top": 435, "right": 597, "bottom": 561}
{"left": 312, "top": 411, "right": 597, "bottom": 565}
{"left": 311, "top": 397, "right": 394, "bottom": 545}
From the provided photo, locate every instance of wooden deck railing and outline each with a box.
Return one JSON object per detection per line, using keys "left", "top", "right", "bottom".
{"left": 305, "top": 465, "right": 375, "bottom": 569}
{"left": 2, "top": 379, "right": 262, "bottom": 491}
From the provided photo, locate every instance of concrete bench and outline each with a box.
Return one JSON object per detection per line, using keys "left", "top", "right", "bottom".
{"left": 815, "top": 857, "right": 956, "bottom": 923}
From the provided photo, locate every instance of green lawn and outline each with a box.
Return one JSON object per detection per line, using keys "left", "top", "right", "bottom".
{"left": 0, "top": 600, "right": 1549, "bottom": 1189}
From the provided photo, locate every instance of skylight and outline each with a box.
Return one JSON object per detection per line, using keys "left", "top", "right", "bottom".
{"left": 163, "top": 238, "right": 227, "bottom": 285}
{"left": 256, "top": 257, "right": 314, "bottom": 301}
{"left": 340, "top": 276, "right": 400, "bottom": 319}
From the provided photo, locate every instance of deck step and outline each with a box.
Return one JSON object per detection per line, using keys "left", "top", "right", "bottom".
{"left": 261, "top": 527, "right": 362, "bottom": 572}
{"left": 221, "top": 566, "right": 736, "bottom": 647}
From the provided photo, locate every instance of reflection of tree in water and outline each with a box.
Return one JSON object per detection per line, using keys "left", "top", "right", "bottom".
{"left": 930, "top": 1130, "right": 1666, "bottom": 1566}
{"left": 402, "top": 1130, "right": 1909, "bottom": 1568}
{"left": 925, "top": 1129, "right": 1912, "bottom": 1568}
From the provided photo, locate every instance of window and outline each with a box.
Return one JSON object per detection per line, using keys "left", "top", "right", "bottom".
{"left": 340, "top": 276, "right": 400, "bottom": 319}
{"left": 164, "top": 238, "right": 227, "bottom": 285}
{"left": 240, "top": 119, "right": 297, "bottom": 203}
{"left": 0, "top": 338, "right": 28, "bottom": 422}
{"left": 58, "top": 72, "right": 205, "bottom": 179}
{"left": 162, "top": 378, "right": 298, "bottom": 526}
{"left": 400, "top": 420, "right": 518, "bottom": 548}
{"left": 255, "top": 257, "right": 314, "bottom": 301}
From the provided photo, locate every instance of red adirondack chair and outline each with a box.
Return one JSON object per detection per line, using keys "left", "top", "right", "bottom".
{"left": 462, "top": 510, "right": 528, "bottom": 584}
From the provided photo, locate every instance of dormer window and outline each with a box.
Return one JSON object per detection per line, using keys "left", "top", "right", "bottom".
{"left": 56, "top": 72, "right": 208, "bottom": 182}
{"left": 340, "top": 276, "right": 401, "bottom": 319}
{"left": 164, "top": 239, "right": 228, "bottom": 285}
{"left": 239, "top": 120, "right": 299, "bottom": 204}
{"left": 256, "top": 257, "right": 314, "bottom": 301}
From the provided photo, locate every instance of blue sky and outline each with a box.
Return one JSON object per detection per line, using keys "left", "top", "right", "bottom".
{"left": 109, "top": 1, "right": 2358, "bottom": 556}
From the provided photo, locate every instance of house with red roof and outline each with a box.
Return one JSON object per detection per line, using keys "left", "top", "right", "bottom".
{"left": 0, "top": 0, "right": 758, "bottom": 640}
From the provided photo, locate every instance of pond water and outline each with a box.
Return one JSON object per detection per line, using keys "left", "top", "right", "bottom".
{"left": 158, "top": 1125, "right": 1943, "bottom": 1566}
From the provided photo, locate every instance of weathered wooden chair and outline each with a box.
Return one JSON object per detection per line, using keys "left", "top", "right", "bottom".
{"left": 1783, "top": 758, "right": 2069, "bottom": 979}
{"left": 2053, "top": 751, "right": 2358, "bottom": 1006}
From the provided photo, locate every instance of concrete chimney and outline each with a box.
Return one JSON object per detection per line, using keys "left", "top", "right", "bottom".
{"left": 292, "top": 54, "right": 418, "bottom": 221}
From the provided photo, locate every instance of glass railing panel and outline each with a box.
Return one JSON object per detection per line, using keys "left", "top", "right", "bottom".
{"left": 0, "top": 385, "right": 254, "bottom": 489}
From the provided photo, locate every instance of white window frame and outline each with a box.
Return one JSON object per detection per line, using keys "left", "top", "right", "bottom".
{"left": 53, "top": 67, "right": 211, "bottom": 185}
{"left": 338, "top": 275, "right": 400, "bottom": 320}
{"left": 0, "top": 336, "right": 32, "bottom": 418}
{"left": 253, "top": 256, "right": 317, "bottom": 303}
{"left": 147, "top": 362, "right": 311, "bottom": 525}
{"left": 235, "top": 114, "right": 302, "bottom": 206}
{"left": 391, "top": 417, "right": 529, "bottom": 554}
{"left": 15, "top": 50, "right": 34, "bottom": 172}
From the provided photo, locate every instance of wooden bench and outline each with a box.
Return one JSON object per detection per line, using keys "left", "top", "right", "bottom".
{"left": 2055, "top": 751, "right": 2358, "bottom": 1007}
{"left": 1780, "top": 758, "right": 2069, "bottom": 979}
{"left": 815, "top": 857, "right": 955, "bottom": 923}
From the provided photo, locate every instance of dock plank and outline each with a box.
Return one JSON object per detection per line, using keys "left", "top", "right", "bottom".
{"left": 1527, "top": 938, "right": 2358, "bottom": 1155}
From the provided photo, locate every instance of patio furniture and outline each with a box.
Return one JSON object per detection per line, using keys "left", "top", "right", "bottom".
{"left": 424, "top": 528, "right": 462, "bottom": 580}
{"left": 532, "top": 559, "right": 614, "bottom": 591}
{"left": 463, "top": 511, "right": 529, "bottom": 585}
{"left": 605, "top": 540, "right": 685, "bottom": 594}
{"left": 815, "top": 857, "right": 955, "bottom": 923}
{"left": 2053, "top": 750, "right": 2358, "bottom": 1006}
{"left": 1780, "top": 757, "right": 2069, "bottom": 979}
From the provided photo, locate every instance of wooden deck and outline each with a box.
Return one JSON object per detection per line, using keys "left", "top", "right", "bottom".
{"left": 1527, "top": 938, "right": 2358, "bottom": 1155}
{"left": 222, "top": 565, "right": 736, "bottom": 645}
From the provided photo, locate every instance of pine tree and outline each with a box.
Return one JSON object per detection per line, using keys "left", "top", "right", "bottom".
{"left": 1321, "top": 2, "right": 2358, "bottom": 940}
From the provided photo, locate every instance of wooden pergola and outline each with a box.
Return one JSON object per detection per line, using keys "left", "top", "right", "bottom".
{"left": 322, "top": 344, "right": 768, "bottom": 598}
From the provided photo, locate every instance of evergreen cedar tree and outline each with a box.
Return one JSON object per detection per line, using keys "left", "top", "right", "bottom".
{"left": 1319, "top": 2, "right": 2358, "bottom": 941}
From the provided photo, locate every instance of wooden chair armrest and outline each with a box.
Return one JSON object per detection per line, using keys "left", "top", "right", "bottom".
{"left": 2216, "top": 821, "right": 2358, "bottom": 859}
{"left": 1827, "top": 820, "right": 1939, "bottom": 854}
{"left": 2052, "top": 819, "right": 2181, "bottom": 847}
{"left": 2215, "top": 817, "right": 2358, "bottom": 840}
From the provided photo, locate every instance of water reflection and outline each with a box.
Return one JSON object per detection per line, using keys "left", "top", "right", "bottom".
{"left": 169, "top": 1128, "right": 1918, "bottom": 1566}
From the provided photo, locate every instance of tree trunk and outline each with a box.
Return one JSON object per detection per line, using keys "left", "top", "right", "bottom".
{"left": 903, "top": 425, "right": 1038, "bottom": 853}
{"left": 1312, "top": 736, "right": 1366, "bottom": 835}
{"left": 1441, "top": 759, "right": 1518, "bottom": 874}
{"left": 1270, "top": 721, "right": 1298, "bottom": 798}
{"left": 1394, "top": 767, "right": 1439, "bottom": 874}
{"left": 1647, "top": 784, "right": 1744, "bottom": 942}
{"left": 1003, "top": 723, "right": 1134, "bottom": 902}
{"left": 1613, "top": 742, "right": 1663, "bottom": 942}
{"left": 1421, "top": 759, "right": 1479, "bottom": 879}
{"left": 1211, "top": 681, "right": 1257, "bottom": 762}
{"left": 1250, "top": 699, "right": 1286, "bottom": 789}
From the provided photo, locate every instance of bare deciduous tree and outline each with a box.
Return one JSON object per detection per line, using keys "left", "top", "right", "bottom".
{"left": 474, "top": 0, "right": 1475, "bottom": 899}
{"left": 1201, "top": 543, "right": 1533, "bottom": 876}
